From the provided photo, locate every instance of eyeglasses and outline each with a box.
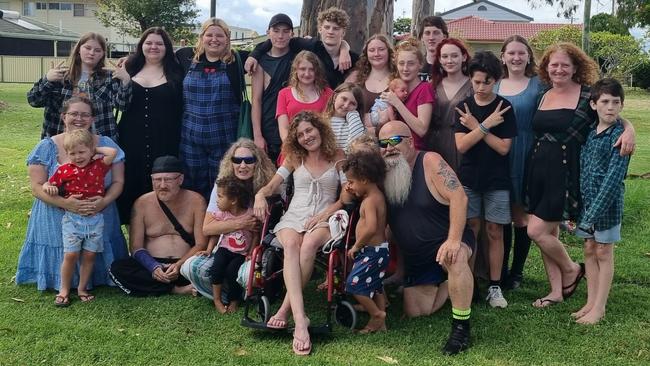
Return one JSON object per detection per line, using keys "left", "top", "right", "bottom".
{"left": 151, "top": 174, "right": 181, "bottom": 184}
{"left": 65, "top": 112, "right": 93, "bottom": 119}
{"left": 231, "top": 156, "right": 257, "bottom": 165}
{"left": 378, "top": 135, "right": 410, "bottom": 148}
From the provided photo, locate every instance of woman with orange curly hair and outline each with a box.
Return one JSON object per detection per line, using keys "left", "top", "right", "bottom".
{"left": 526, "top": 43, "right": 636, "bottom": 308}
{"left": 253, "top": 111, "right": 345, "bottom": 355}
{"left": 381, "top": 38, "right": 434, "bottom": 150}
{"left": 276, "top": 51, "right": 333, "bottom": 143}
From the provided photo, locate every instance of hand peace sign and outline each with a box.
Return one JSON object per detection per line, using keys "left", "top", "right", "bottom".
{"left": 103, "top": 59, "right": 131, "bottom": 85}
{"left": 455, "top": 103, "right": 480, "bottom": 130}
{"left": 46, "top": 61, "right": 68, "bottom": 83}
{"left": 482, "top": 100, "right": 511, "bottom": 129}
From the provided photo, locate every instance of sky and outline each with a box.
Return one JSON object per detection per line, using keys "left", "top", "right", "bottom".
{"left": 195, "top": 0, "right": 624, "bottom": 32}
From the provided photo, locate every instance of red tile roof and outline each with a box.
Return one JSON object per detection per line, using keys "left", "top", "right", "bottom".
{"left": 446, "top": 16, "right": 582, "bottom": 42}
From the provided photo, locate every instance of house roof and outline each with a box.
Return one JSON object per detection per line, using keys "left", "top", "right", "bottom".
{"left": 440, "top": 0, "right": 533, "bottom": 22}
{"left": 447, "top": 16, "right": 581, "bottom": 43}
{"left": 0, "top": 10, "right": 79, "bottom": 41}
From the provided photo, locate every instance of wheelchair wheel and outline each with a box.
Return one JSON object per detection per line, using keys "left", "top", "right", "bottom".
{"left": 334, "top": 300, "right": 357, "bottom": 330}
{"left": 258, "top": 295, "right": 271, "bottom": 324}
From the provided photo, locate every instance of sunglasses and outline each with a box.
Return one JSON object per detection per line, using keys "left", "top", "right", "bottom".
{"left": 378, "top": 135, "right": 410, "bottom": 148}
{"left": 231, "top": 156, "right": 257, "bottom": 165}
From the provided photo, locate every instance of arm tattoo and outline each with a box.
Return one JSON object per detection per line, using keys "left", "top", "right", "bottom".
{"left": 437, "top": 160, "right": 460, "bottom": 191}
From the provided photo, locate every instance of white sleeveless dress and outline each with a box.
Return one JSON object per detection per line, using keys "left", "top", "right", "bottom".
{"left": 273, "top": 162, "right": 340, "bottom": 233}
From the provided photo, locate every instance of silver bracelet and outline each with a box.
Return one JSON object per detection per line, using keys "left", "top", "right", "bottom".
{"left": 479, "top": 123, "right": 489, "bottom": 135}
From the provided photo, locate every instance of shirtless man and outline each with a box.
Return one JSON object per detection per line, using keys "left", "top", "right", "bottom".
{"left": 109, "top": 156, "right": 207, "bottom": 296}
{"left": 379, "top": 121, "right": 475, "bottom": 355}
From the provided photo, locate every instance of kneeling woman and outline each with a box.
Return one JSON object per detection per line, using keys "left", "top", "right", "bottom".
{"left": 254, "top": 111, "right": 345, "bottom": 355}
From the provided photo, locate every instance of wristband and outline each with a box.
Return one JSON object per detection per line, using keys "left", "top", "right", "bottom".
{"left": 133, "top": 249, "right": 162, "bottom": 273}
{"left": 478, "top": 123, "right": 489, "bottom": 135}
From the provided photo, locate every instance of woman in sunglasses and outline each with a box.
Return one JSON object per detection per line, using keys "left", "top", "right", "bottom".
{"left": 180, "top": 138, "right": 276, "bottom": 301}
{"left": 253, "top": 111, "right": 345, "bottom": 355}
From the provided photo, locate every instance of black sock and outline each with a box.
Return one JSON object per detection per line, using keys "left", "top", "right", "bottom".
{"left": 490, "top": 280, "right": 501, "bottom": 287}
{"left": 510, "top": 226, "right": 531, "bottom": 278}
{"left": 502, "top": 223, "right": 512, "bottom": 281}
{"left": 452, "top": 308, "right": 471, "bottom": 328}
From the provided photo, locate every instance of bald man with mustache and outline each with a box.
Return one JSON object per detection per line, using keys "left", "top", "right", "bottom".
{"left": 379, "top": 121, "right": 475, "bottom": 355}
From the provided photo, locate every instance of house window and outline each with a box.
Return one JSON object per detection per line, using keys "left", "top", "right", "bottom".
{"left": 478, "top": 5, "right": 487, "bottom": 11}
{"left": 36, "top": 2, "right": 47, "bottom": 10}
{"left": 48, "top": 2, "right": 60, "bottom": 10}
{"left": 73, "top": 3, "right": 84, "bottom": 16}
{"left": 60, "top": 3, "right": 72, "bottom": 11}
{"left": 23, "top": 2, "right": 36, "bottom": 16}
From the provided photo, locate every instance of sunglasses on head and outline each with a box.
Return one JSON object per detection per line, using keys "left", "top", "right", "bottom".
{"left": 378, "top": 135, "right": 410, "bottom": 148}
{"left": 231, "top": 156, "right": 257, "bottom": 165}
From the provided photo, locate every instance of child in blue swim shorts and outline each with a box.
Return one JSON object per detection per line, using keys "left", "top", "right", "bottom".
{"left": 343, "top": 150, "right": 389, "bottom": 333}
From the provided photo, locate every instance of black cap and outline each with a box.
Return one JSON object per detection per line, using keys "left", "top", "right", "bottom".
{"left": 268, "top": 13, "right": 293, "bottom": 29}
{"left": 151, "top": 156, "right": 183, "bottom": 174}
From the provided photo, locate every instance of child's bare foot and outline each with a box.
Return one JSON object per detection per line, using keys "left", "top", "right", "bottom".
{"left": 172, "top": 284, "right": 195, "bottom": 295}
{"left": 576, "top": 309, "right": 605, "bottom": 324}
{"left": 571, "top": 304, "right": 593, "bottom": 319}
{"left": 358, "top": 311, "right": 387, "bottom": 334}
{"left": 226, "top": 301, "right": 239, "bottom": 313}
{"left": 214, "top": 300, "right": 228, "bottom": 314}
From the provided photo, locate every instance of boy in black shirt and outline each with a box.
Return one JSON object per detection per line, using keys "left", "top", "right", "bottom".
{"left": 454, "top": 50, "right": 517, "bottom": 308}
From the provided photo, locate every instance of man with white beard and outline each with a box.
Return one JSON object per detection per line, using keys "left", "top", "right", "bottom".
{"left": 379, "top": 121, "right": 475, "bottom": 355}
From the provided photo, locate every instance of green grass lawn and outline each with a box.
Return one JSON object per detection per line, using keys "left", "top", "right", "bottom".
{"left": 1, "top": 83, "right": 649, "bottom": 365}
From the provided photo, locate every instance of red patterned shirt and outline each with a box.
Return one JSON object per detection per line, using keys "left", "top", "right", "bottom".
{"left": 48, "top": 158, "right": 111, "bottom": 198}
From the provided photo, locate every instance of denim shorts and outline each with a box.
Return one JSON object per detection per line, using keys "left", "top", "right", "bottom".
{"left": 465, "top": 187, "right": 511, "bottom": 224}
{"left": 62, "top": 211, "right": 104, "bottom": 253}
{"left": 575, "top": 224, "right": 621, "bottom": 244}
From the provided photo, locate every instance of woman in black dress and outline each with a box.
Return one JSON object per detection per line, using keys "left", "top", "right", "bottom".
{"left": 117, "top": 27, "right": 184, "bottom": 224}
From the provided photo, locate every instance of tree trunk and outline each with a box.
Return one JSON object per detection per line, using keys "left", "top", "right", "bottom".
{"left": 582, "top": 0, "right": 591, "bottom": 53}
{"left": 411, "top": 0, "right": 435, "bottom": 38}
{"left": 300, "top": 0, "right": 393, "bottom": 53}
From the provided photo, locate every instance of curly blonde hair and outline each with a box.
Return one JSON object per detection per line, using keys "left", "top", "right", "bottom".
{"left": 317, "top": 7, "right": 349, "bottom": 30}
{"left": 282, "top": 111, "right": 338, "bottom": 163}
{"left": 217, "top": 138, "right": 276, "bottom": 193}
{"left": 538, "top": 42, "right": 598, "bottom": 86}
{"left": 288, "top": 51, "right": 329, "bottom": 100}
{"left": 354, "top": 34, "right": 397, "bottom": 84}
{"left": 194, "top": 18, "right": 234, "bottom": 64}
{"left": 394, "top": 37, "right": 425, "bottom": 67}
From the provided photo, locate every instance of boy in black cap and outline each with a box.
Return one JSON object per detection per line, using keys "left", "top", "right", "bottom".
{"left": 251, "top": 13, "right": 296, "bottom": 162}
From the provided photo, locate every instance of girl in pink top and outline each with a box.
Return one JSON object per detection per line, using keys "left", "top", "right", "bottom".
{"left": 276, "top": 50, "right": 333, "bottom": 142}
{"left": 381, "top": 38, "right": 435, "bottom": 150}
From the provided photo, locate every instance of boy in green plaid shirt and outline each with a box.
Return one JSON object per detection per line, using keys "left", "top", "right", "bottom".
{"left": 573, "top": 78, "right": 630, "bottom": 324}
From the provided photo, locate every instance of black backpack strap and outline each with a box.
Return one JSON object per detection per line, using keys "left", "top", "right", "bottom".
{"left": 157, "top": 199, "right": 196, "bottom": 247}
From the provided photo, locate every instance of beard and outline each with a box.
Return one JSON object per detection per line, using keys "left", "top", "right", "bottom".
{"left": 384, "top": 155, "right": 412, "bottom": 206}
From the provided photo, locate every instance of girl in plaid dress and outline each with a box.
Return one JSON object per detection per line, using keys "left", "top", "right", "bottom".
{"left": 180, "top": 18, "right": 249, "bottom": 201}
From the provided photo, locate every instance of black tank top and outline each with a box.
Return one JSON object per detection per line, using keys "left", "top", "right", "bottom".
{"left": 388, "top": 152, "right": 474, "bottom": 267}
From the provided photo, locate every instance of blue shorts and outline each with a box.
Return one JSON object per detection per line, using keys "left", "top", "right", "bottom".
{"left": 62, "top": 211, "right": 104, "bottom": 253}
{"left": 345, "top": 243, "right": 389, "bottom": 298}
{"left": 575, "top": 224, "right": 621, "bottom": 244}
{"left": 404, "top": 260, "right": 447, "bottom": 287}
{"left": 465, "top": 187, "right": 511, "bottom": 224}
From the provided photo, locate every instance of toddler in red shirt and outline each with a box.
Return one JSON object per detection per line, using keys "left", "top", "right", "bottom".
{"left": 43, "top": 129, "right": 117, "bottom": 307}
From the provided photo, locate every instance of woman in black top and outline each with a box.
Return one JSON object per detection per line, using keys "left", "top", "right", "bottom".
{"left": 117, "top": 27, "right": 184, "bottom": 224}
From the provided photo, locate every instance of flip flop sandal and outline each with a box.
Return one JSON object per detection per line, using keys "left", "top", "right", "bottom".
{"left": 54, "top": 295, "right": 70, "bottom": 307}
{"left": 562, "top": 263, "right": 585, "bottom": 300}
{"left": 78, "top": 294, "right": 95, "bottom": 303}
{"left": 292, "top": 334, "right": 312, "bottom": 356}
{"left": 532, "top": 297, "right": 561, "bottom": 308}
{"left": 266, "top": 315, "right": 289, "bottom": 330}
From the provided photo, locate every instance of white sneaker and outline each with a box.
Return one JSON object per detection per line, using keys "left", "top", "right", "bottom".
{"left": 486, "top": 285, "right": 508, "bottom": 308}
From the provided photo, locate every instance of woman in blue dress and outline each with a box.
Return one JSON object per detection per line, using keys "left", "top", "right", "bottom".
{"left": 180, "top": 18, "right": 248, "bottom": 201}
{"left": 16, "top": 96, "right": 127, "bottom": 292}
{"left": 495, "top": 35, "right": 542, "bottom": 289}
